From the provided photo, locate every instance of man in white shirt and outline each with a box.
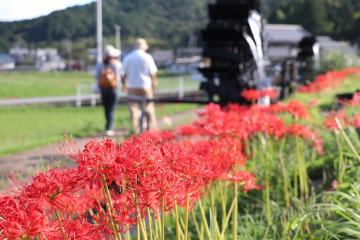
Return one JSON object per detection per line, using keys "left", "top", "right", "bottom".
{"left": 122, "top": 38, "right": 158, "bottom": 133}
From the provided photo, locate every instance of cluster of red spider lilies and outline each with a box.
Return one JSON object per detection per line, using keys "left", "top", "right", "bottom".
{"left": 1, "top": 67, "right": 360, "bottom": 239}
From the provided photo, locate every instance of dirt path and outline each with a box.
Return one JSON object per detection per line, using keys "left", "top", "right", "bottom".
{"left": 0, "top": 109, "right": 198, "bottom": 181}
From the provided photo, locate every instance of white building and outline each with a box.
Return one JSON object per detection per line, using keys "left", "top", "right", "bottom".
{"left": 0, "top": 54, "right": 15, "bottom": 70}
{"left": 264, "top": 24, "right": 311, "bottom": 62}
{"left": 9, "top": 47, "right": 30, "bottom": 64}
{"left": 35, "top": 48, "right": 65, "bottom": 71}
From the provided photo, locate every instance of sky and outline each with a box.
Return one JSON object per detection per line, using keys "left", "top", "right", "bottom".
{"left": 0, "top": 0, "right": 95, "bottom": 21}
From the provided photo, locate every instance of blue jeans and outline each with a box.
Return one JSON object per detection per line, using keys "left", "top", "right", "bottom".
{"left": 100, "top": 88, "right": 117, "bottom": 131}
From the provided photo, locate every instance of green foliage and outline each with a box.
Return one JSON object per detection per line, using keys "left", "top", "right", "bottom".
{"left": 320, "top": 52, "right": 359, "bottom": 73}
{"left": 267, "top": 0, "right": 360, "bottom": 45}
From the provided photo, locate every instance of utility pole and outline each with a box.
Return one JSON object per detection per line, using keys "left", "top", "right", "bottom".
{"left": 96, "top": 0, "right": 103, "bottom": 63}
{"left": 115, "top": 24, "right": 121, "bottom": 53}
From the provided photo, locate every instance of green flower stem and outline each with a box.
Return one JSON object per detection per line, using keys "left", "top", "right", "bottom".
{"left": 191, "top": 209, "right": 203, "bottom": 240}
{"left": 279, "top": 139, "right": 290, "bottom": 207}
{"left": 335, "top": 118, "right": 360, "bottom": 161}
{"left": 161, "top": 195, "right": 165, "bottom": 240}
{"left": 260, "top": 134, "right": 272, "bottom": 224}
{"left": 100, "top": 174, "right": 121, "bottom": 240}
{"left": 218, "top": 184, "right": 227, "bottom": 223}
{"left": 133, "top": 192, "right": 147, "bottom": 240}
{"left": 184, "top": 193, "right": 190, "bottom": 240}
{"left": 232, "top": 182, "right": 238, "bottom": 240}
{"left": 219, "top": 195, "right": 237, "bottom": 238}
{"left": 295, "top": 137, "right": 308, "bottom": 202}
{"left": 147, "top": 208, "right": 154, "bottom": 240}
{"left": 155, "top": 211, "right": 161, "bottom": 240}
{"left": 334, "top": 131, "right": 345, "bottom": 182}
{"left": 55, "top": 210, "right": 68, "bottom": 240}
{"left": 174, "top": 196, "right": 181, "bottom": 240}
{"left": 198, "top": 199, "right": 212, "bottom": 239}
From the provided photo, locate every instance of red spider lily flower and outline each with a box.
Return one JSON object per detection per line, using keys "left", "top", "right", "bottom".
{"left": 252, "top": 112, "right": 287, "bottom": 139}
{"left": 298, "top": 68, "right": 360, "bottom": 93}
{"left": 350, "top": 92, "right": 360, "bottom": 106}
{"left": 324, "top": 111, "right": 347, "bottom": 130}
{"left": 0, "top": 195, "right": 47, "bottom": 239}
{"left": 67, "top": 139, "right": 127, "bottom": 187}
{"left": 141, "top": 130, "right": 176, "bottom": 141}
{"left": 221, "top": 171, "right": 262, "bottom": 192}
{"left": 44, "top": 219, "right": 107, "bottom": 240}
{"left": 351, "top": 114, "right": 360, "bottom": 128}
{"left": 240, "top": 89, "right": 260, "bottom": 101}
{"left": 176, "top": 124, "right": 201, "bottom": 136}
{"left": 21, "top": 168, "right": 90, "bottom": 210}
{"left": 285, "top": 100, "right": 309, "bottom": 119}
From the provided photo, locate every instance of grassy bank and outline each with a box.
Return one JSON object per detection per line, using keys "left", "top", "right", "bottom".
{"left": 0, "top": 103, "right": 197, "bottom": 156}
{"left": 0, "top": 71, "right": 199, "bottom": 98}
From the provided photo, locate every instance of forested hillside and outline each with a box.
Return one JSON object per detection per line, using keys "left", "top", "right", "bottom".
{"left": 263, "top": 0, "right": 360, "bottom": 45}
{"left": 0, "top": 0, "right": 359, "bottom": 52}
{"left": 0, "top": 0, "right": 208, "bottom": 51}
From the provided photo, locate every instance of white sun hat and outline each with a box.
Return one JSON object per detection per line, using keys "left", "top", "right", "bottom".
{"left": 104, "top": 45, "right": 121, "bottom": 58}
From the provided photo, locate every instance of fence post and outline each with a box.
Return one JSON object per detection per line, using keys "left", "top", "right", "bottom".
{"left": 76, "top": 85, "right": 82, "bottom": 108}
{"left": 179, "top": 77, "right": 184, "bottom": 99}
{"left": 91, "top": 93, "right": 96, "bottom": 107}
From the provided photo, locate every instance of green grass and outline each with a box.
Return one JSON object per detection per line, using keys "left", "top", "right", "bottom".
{"left": 0, "top": 103, "right": 198, "bottom": 156}
{"left": 0, "top": 71, "right": 199, "bottom": 99}
{"left": 0, "top": 72, "right": 93, "bottom": 98}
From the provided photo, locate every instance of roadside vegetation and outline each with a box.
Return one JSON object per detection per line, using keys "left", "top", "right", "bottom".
{"left": 0, "top": 71, "right": 199, "bottom": 98}
{"left": 0, "top": 103, "right": 197, "bottom": 156}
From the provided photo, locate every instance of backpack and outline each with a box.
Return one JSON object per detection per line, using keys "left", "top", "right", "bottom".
{"left": 98, "top": 65, "right": 117, "bottom": 89}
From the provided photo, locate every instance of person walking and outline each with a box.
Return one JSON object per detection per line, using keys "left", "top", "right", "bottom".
{"left": 95, "top": 45, "right": 121, "bottom": 136}
{"left": 121, "top": 38, "right": 158, "bottom": 134}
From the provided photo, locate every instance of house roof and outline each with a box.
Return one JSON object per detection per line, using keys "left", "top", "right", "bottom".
{"left": 317, "top": 36, "right": 357, "bottom": 54}
{"left": 0, "top": 54, "right": 15, "bottom": 64}
{"left": 264, "top": 24, "right": 311, "bottom": 45}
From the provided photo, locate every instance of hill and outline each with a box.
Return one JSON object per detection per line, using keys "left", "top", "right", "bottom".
{"left": 0, "top": 0, "right": 208, "bottom": 51}
{"left": 0, "top": 0, "right": 359, "bottom": 54}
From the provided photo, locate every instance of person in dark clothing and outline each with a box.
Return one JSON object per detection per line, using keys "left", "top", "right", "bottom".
{"left": 94, "top": 45, "right": 121, "bottom": 136}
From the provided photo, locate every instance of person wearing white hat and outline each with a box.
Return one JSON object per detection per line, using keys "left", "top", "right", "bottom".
{"left": 94, "top": 45, "right": 122, "bottom": 136}
{"left": 122, "top": 38, "right": 158, "bottom": 133}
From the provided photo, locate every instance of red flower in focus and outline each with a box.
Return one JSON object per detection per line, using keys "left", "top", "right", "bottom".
{"left": 44, "top": 219, "right": 106, "bottom": 240}
{"left": 221, "top": 171, "right": 262, "bottom": 192}
{"left": 21, "top": 168, "right": 90, "bottom": 210}
{"left": 68, "top": 139, "right": 124, "bottom": 185}
{"left": 0, "top": 195, "right": 47, "bottom": 239}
